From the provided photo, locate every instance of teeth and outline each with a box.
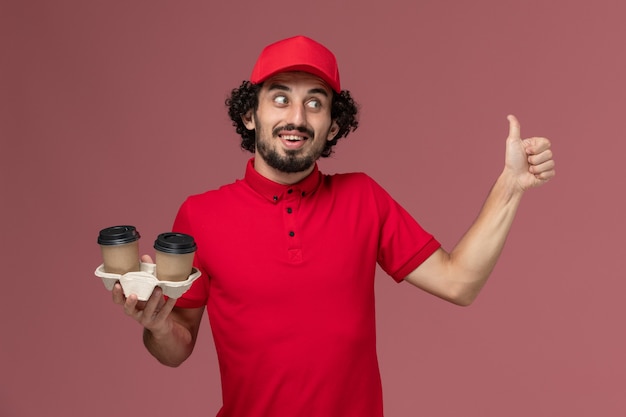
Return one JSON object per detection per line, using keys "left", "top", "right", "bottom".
{"left": 282, "top": 135, "right": 304, "bottom": 141}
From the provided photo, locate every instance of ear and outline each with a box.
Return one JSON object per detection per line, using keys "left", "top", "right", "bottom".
{"left": 242, "top": 111, "right": 255, "bottom": 130}
{"left": 327, "top": 121, "right": 339, "bottom": 141}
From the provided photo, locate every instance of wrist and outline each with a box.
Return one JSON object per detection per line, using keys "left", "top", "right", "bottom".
{"left": 497, "top": 169, "right": 526, "bottom": 201}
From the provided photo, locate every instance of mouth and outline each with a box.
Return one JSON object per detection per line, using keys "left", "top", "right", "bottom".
{"left": 273, "top": 124, "right": 315, "bottom": 150}
{"left": 279, "top": 134, "right": 308, "bottom": 142}
{"left": 277, "top": 132, "right": 311, "bottom": 150}
{"left": 273, "top": 124, "right": 314, "bottom": 144}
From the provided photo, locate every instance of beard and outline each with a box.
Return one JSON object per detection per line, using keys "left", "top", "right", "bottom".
{"left": 254, "top": 120, "right": 326, "bottom": 174}
{"left": 256, "top": 140, "right": 318, "bottom": 173}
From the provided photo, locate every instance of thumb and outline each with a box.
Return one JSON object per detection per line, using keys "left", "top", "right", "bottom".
{"left": 507, "top": 114, "right": 521, "bottom": 141}
{"left": 141, "top": 254, "right": 154, "bottom": 264}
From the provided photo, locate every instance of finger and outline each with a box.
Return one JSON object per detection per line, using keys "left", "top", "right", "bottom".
{"left": 143, "top": 286, "right": 164, "bottom": 316}
{"left": 123, "top": 293, "right": 141, "bottom": 316}
{"left": 523, "top": 137, "right": 551, "bottom": 154}
{"left": 507, "top": 114, "right": 521, "bottom": 140}
{"left": 532, "top": 166, "right": 556, "bottom": 181}
{"left": 141, "top": 254, "right": 154, "bottom": 264}
{"left": 112, "top": 282, "right": 126, "bottom": 305}
{"left": 157, "top": 296, "right": 178, "bottom": 319}
{"left": 528, "top": 149, "right": 553, "bottom": 165}
{"left": 529, "top": 159, "right": 556, "bottom": 176}
{"left": 142, "top": 289, "right": 177, "bottom": 328}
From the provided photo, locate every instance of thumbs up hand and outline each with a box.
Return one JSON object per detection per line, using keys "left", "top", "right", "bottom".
{"left": 504, "top": 115, "right": 555, "bottom": 192}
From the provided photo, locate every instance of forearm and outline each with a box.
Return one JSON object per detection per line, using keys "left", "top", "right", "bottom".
{"left": 143, "top": 319, "right": 195, "bottom": 367}
{"left": 447, "top": 170, "right": 524, "bottom": 298}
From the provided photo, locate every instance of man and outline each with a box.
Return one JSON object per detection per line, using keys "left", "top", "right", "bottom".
{"left": 112, "top": 35, "right": 555, "bottom": 416}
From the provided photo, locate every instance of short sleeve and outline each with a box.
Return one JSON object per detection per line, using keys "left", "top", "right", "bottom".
{"left": 171, "top": 198, "right": 210, "bottom": 308}
{"left": 370, "top": 179, "right": 441, "bottom": 282}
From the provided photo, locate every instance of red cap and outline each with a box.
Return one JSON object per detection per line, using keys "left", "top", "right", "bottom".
{"left": 250, "top": 35, "right": 341, "bottom": 93}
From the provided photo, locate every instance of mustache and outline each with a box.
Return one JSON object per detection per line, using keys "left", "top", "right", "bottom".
{"left": 272, "top": 124, "right": 315, "bottom": 138}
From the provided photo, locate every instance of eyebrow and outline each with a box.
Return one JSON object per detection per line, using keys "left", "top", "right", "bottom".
{"left": 267, "top": 83, "right": 329, "bottom": 97}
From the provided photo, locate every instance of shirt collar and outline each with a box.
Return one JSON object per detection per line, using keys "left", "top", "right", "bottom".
{"left": 244, "top": 158, "right": 323, "bottom": 203}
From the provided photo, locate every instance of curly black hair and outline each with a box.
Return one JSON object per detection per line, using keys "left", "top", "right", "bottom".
{"left": 226, "top": 81, "right": 359, "bottom": 157}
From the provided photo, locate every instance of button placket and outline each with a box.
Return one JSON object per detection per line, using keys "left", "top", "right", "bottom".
{"left": 283, "top": 187, "right": 303, "bottom": 261}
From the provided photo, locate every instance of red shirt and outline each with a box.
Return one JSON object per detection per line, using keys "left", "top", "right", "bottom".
{"left": 173, "top": 159, "right": 440, "bottom": 417}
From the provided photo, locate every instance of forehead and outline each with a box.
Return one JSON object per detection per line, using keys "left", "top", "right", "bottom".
{"left": 262, "top": 71, "right": 332, "bottom": 95}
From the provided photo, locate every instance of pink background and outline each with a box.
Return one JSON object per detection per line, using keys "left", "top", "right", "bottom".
{"left": 2, "top": 0, "right": 625, "bottom": 416}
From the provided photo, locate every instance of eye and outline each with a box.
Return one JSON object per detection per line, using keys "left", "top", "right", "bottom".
{"left": 273, "top": 95, "right": 288, "bottom": 105}
{"left": 306, "top": 99, "right": 321, "bottom": 109}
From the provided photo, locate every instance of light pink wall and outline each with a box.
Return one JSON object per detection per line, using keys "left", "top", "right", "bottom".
{"left": 2, "top": 0, "right": 625, "bottom": 416}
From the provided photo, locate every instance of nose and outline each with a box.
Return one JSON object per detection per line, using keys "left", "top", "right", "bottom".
{"left": 286, "top": 103, "right": 307, "bottom": 127}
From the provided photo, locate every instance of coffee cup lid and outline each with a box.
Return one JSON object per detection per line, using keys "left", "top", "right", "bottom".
{"left": 98, "top": 225, "right": 140, "bottom": 245}
{"left": 154, "top": 232, "right": 197, "bottom": 254}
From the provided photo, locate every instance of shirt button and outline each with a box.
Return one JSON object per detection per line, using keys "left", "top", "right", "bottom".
{"left": 289, "top": 231, "right": 295, "bottom": 237}
{"left": 286, "top": 207, "right": 292, "bottom": 214}
{"left": 287, "top": 189, "right": 293, "bottom": 194}
{"left": 301, "top": 191, "right": 306, "bottom": 197}
{"left": 273, "top": 196, "right": 278, "bottom": 201}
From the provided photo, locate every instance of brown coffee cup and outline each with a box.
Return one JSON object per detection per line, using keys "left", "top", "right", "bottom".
{"left": 153, "top": 232, "right": 197, "bottom": 282}
{"left": 98, "top": 225, "right": 141, "bottom": 274}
